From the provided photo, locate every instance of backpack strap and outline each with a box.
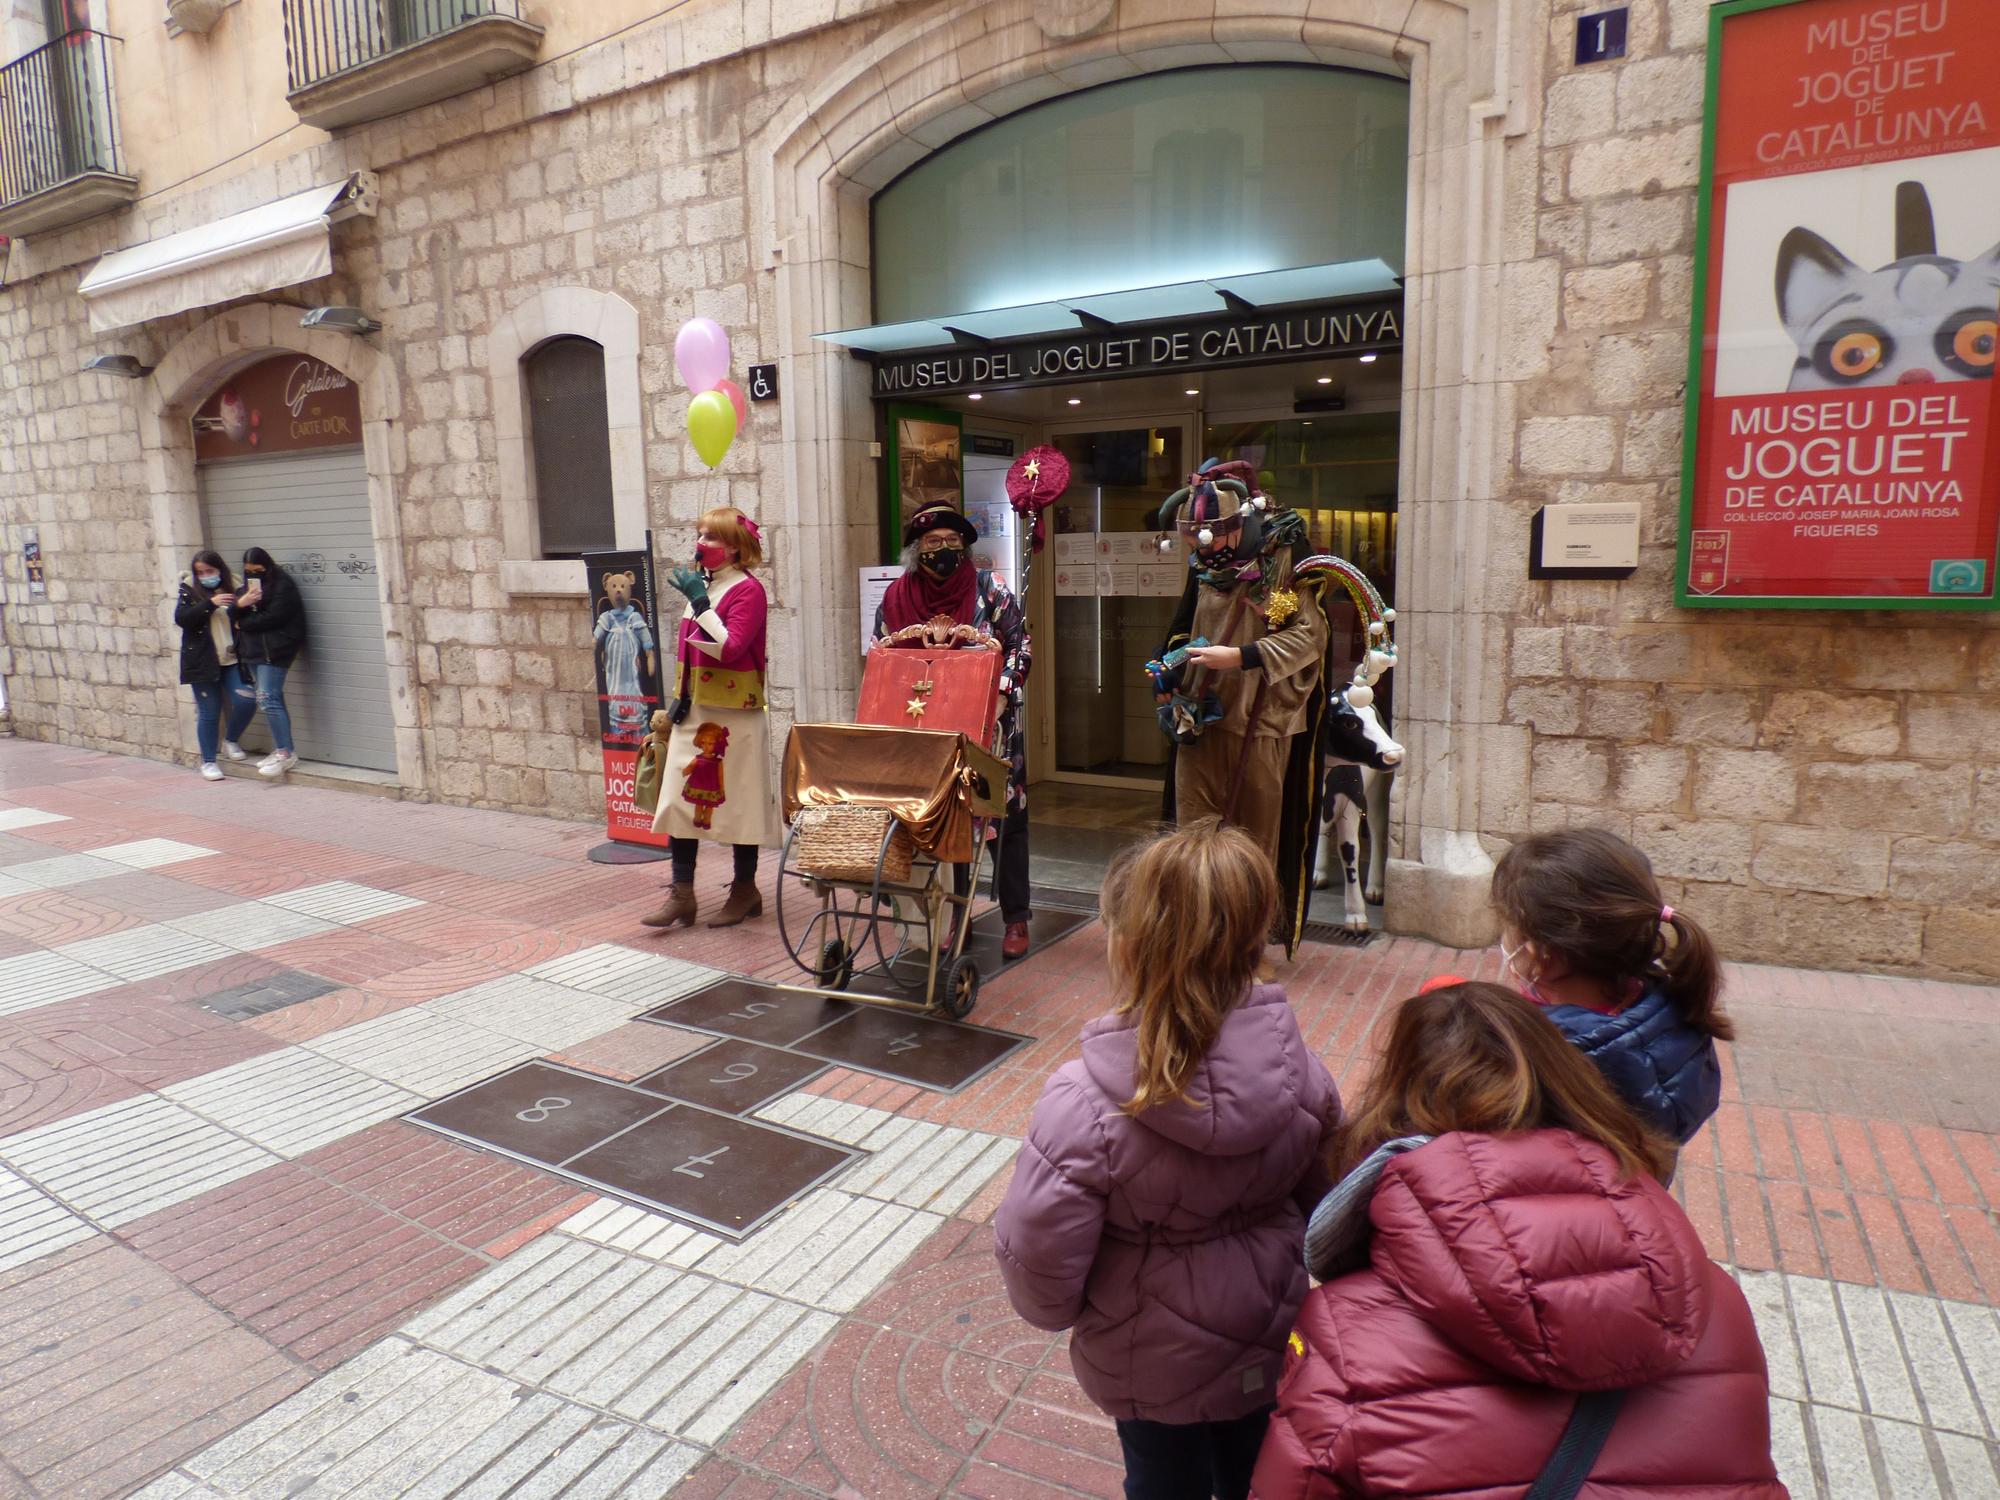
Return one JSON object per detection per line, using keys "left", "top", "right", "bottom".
{"left": 1523, "top": 1389, "right": 1626, "bottom": 1500}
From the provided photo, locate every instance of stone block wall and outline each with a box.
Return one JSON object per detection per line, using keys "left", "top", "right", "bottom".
{"left": 1504, "top": 0, "right": 2000, "bottom": 978}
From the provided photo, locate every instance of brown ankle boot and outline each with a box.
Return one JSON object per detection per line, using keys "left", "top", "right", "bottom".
{"left": 640, "top": 884, "right": 697, "bottom": 929}
{"left": 707, "top": 880, "right": 763, "bottom": 928}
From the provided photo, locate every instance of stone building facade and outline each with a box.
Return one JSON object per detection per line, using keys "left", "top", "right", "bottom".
{"left": 0, "top": 0, "right": 1994, "bottom": 978}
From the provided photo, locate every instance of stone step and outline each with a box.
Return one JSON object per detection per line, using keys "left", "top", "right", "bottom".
{"left": 216, "top": 756, "right": 404, "bottom": 799}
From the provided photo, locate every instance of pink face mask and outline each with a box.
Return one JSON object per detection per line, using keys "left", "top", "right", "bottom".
{"left": 694, "top": 540, "right": 728, "bottom": 569}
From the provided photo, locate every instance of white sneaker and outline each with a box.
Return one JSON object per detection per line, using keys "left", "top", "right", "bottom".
{"left": 258, "top": 751, "right": 295, "bottom": 779}
{"left": 256, "top": 750, "right": 281, "bottom": 770}
{"left": 221, "top": 741, "right": 248, "bottom": 761}
{"left": 199, "top": 762, "right": 225, "bottom": 781}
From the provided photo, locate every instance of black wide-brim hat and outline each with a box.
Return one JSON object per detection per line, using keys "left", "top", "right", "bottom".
{"left": 904, "top": 503, "right": 979, "bottom": 548}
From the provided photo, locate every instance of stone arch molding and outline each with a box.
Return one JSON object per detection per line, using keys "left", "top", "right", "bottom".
{"left": 140, "top": 301, "right": 428, "bottom": 796}
{"left": 487, "top": 286, "right": 648, "bottom": 597}
{"left": 752, "top": 0, "right": 1529, "bottom": 948}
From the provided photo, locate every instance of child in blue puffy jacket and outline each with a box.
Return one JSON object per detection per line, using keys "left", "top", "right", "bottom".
{"left": 1491, "top": 828, "right": 1730, "bottom": 1148}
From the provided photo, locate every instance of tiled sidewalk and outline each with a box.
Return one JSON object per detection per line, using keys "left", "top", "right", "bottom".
{"left": 0, "top": 740, "right": 1991, "bottom": 1498}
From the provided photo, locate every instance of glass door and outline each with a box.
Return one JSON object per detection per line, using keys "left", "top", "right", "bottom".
{"left": 1029, "top": 415, "right": 1194, "bottom": 790}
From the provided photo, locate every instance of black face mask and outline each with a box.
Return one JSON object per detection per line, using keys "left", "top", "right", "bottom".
{"left": 919, "top": 547, "right": 963, "bottom": 579}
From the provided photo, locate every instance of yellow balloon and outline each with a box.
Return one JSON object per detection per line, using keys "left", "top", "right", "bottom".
{"left": 687, "top": 389, "right": 738, "bottom": 468}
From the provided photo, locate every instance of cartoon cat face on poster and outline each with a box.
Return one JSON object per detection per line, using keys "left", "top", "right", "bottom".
{"left": 1778, "top": 180, "right": 2000, "bottom": 392}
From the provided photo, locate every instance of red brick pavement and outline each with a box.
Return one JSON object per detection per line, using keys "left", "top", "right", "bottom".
{"left": 0, "top": 740, "right": 1994, "bottom": 1498}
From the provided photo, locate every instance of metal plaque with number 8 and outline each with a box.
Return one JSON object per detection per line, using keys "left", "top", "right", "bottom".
{"left": 515, "top": 1096, "right": 572, "bottom": 1123}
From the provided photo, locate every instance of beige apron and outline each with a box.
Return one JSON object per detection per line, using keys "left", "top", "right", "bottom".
{"left": 651, "top": 570, "right": 779, "bottom": 847}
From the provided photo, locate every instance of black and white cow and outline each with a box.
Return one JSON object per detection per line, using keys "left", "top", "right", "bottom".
{"left": 1314, "top": 689, "right": 1403, "bottom": 930}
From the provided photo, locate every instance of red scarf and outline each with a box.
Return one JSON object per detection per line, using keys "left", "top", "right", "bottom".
{"left": 879, "top": 560, "right": 977, "bottom": 634}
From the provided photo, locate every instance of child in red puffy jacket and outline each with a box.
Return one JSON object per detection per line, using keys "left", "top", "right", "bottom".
{"left": 995, "top": 821, "right": 1340, "bottom": 1500}
{"left": 1253, "top": 983, "right": 1785, "bottom": 1500}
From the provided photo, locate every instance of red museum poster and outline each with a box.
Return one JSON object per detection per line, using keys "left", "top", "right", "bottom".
{"left": 1679, "top": 0, "right": 2000, "bottom": 608}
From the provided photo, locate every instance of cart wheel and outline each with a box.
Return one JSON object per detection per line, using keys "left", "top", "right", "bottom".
{"left": 817, "top": 939, "right": 854, "bottom": 991}
{"left": 938, "top": 953, "right": 979, "bottom": 1020}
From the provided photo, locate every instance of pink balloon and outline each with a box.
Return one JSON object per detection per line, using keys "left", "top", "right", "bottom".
{"left": 673, "top": 317, "right": 732, "bottom": 393}
{"left": 715, "top": 379, "right": 749, "bottom": 429}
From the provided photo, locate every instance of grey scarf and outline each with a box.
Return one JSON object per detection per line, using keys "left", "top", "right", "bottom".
{"left": 1303, "top": 1134, "right": 1431, "bottom": 1282}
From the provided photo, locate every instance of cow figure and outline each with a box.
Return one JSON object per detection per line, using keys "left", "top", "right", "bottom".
{"left": 1313, "top": 688, "right": 1403, "bottom": 931}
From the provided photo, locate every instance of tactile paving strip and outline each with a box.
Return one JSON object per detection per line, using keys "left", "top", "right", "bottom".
{"left": 408, "top": 1061, "right": 859, "bottom": 1242}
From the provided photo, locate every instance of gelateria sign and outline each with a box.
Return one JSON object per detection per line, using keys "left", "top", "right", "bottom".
{"left": 1679, "top": 0, "right": 2000, "bottom": 609}
{"left": 193, "top": 355, "right": 361, "bottom": 461}
{"left": 868, "top": 298, "right": 1401, "bottom": 399}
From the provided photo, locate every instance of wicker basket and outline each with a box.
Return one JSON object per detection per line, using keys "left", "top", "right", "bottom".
{"left": 792, "top": 806, "right": 915, "bottom": 884}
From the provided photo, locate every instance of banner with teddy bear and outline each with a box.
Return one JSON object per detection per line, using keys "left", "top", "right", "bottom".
{"left": 585, "top": 543, "right": 669, "bottom": 849}
{"left": 1679, "top": 0, "right": 2000, "bottom": 608}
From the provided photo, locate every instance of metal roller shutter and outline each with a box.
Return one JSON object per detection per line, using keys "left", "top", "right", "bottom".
{"left": 198, "top": 448, "right": 398, "bottom": 773}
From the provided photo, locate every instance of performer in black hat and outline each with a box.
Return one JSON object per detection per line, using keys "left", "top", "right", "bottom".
{"left": 875, "top": 503, "right": 1035, "bottom": 961}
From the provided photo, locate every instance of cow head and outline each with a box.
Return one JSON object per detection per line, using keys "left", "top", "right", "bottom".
{"left": 1323, "top": 688, "right": 1403, "bottom": 770}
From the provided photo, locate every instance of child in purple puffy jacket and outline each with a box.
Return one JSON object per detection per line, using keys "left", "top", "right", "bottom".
{"left": 994, "top": 821, "right": 1341, "bottom": 1500}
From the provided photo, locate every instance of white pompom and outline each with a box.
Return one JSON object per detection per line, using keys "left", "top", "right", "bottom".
{"left": 1382, "top": 608, "right": 1397, "bottom": 622}
{"left": 1157, "top": 535, "right": 1175, "bottom": 555}
{"left": 1367, "top": 649, "right": 1394, "bottom": 674}
{"left": 1251, "top": 495, "right": 1268, "bottom": 511}
{"left": 1197, "top": 527, "right": 1214, "bottom": 547}
{"left": 1367, "top": 620, "right": 1385, "bottom": 637}
{"left": 1345, "top": 683, "right": 1374, "bottom": 708}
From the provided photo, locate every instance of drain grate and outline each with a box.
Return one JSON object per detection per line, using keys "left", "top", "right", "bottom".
{"left": 196, "top": 970, "right": 342, "bottom": 1020}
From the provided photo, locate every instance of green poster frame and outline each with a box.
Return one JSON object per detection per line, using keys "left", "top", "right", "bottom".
{"left": 1674, "top": 0, "right": 2000, "bottom": 612}
{"left": 883, "top": 402, "right": 965, "bottom": 564}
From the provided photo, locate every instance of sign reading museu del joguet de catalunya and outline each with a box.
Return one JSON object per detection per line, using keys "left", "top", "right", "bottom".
{"left": 868, "top": 298, "right": 1402, "bottom": 399}
{"left": 1680, "top": 0, "right": 2000, "bottom": 609}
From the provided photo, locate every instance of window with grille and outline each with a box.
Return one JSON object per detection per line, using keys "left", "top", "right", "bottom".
{"left": 525, "top": 336, "right": 615, "bottom": 559}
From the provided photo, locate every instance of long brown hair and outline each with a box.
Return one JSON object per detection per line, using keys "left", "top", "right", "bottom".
{"left": 1341, "top": 981, "right": 1674, "bottom": 1181}
{"left": 1101, "top": 819, "right": 1274, "bottom": 1113}
{"left": 1492, "top": 827, "right": 1733, "bottom": 1041}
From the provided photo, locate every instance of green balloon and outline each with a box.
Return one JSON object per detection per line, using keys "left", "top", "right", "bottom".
{"left": 687, "top": 388, "right": 738, "bottom": 468}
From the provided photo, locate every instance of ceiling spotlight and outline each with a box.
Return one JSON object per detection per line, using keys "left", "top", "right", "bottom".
{"left": 1066, "top": 398, "right": 1081, "bottom": 406}
{"left": 1316, "top": 376, "right": 1333, "bottom": 385}
{"left": 1184, "top": 388, "right": 1199, "bottom": 396}
{"left": 81, "top": 354, "right": 153, "bottom": 379}
{"left": 300, "top": 305, "right": 382, "bottom": 335}
{"left": 967, "top": 393, "right": 983, "bottom": 401}
{"left": 1358, "top": 352, "right": 1378, "bottom": 364}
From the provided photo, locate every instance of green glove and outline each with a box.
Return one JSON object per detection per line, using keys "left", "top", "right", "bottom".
{"left": 667, "top": 565, "right": 710, "bottom": 615}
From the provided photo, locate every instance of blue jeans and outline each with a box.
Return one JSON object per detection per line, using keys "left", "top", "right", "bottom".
{"left": 250, "top": 661, "right": 295, "bottom": 753}
{"left": 1115, "top": 1406, "right": 1273, "bottom": 1500}
{"left": 191, "top": 666, "right": 256, "bottom": 763}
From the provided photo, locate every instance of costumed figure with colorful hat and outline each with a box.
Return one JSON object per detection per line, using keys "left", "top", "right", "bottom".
{"left": 641, "top": 506, "right": 780, "bottom": 932}
{"left": 873, "top": 501, "right": 1036, "bottom": 961}
{"left": 1149, "top": 460, "right": 1340, "bottom": 954}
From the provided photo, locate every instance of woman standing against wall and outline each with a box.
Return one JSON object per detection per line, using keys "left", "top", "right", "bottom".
{"left": 232, "top": 547, "right": 308, "bottom": 778}
{"left": 175, "top": 550, "right": 256, "bottom": 782}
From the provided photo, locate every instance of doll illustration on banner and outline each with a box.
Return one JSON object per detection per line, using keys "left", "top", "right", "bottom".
{"left": 593, "top": 570, "right": 657, "bottom": 736}
{"left": 680, "top": 721, "right": 729, "bottom": 830}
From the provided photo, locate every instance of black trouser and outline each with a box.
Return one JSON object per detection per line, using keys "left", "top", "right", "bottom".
{"left": 950, "top": 802, "right": 1031, "bottom": 924}
{"left": 670, "top": 838, "right": 758, "bottom": 885}
{"left": 1114, "top": 1406, "right": 1274, "bottom": 1500}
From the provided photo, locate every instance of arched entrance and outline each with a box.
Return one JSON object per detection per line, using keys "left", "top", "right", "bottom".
{"left": 141, "top": 303, "right": 428, "bottom": 794}
{"left": 753, "top": 1, "right": 1525, "bottom": 947}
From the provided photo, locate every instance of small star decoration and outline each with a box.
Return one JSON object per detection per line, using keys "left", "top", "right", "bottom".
{"left": 906, "top": 696, "right": 928, "bottom": 720}
{"left": 1023, "top": 457, "right": 1041, "bottom": 482}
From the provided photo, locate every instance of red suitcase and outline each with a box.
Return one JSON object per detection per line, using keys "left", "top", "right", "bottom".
{"left": 858, "top": 646, "right": 1003, "bottom": 744}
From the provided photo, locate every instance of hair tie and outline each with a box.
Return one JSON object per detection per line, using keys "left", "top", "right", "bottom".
{"left": 1660, "top": 905, "right": 1675, "bottom": 922}
{"left": 740, "top": 515, "right": 762, "bottom": 542}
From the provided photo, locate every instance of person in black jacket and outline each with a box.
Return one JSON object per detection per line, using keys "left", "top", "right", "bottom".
{"left": 233, "top": 547, "right": 309, "bottom": 778}
{"left": 175, "top": 550, "right": 257, "bottom": 781}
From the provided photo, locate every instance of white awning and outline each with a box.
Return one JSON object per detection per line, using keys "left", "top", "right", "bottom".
{"left": 77, "top": 173, "right": 377, "bottom": 333}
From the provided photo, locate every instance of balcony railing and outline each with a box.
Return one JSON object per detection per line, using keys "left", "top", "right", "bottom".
{"left": 0, "top": 29, "right": 136, "bottom": 236}
{"left": 283, "top": 0, "right": 542, "bottom": 127}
